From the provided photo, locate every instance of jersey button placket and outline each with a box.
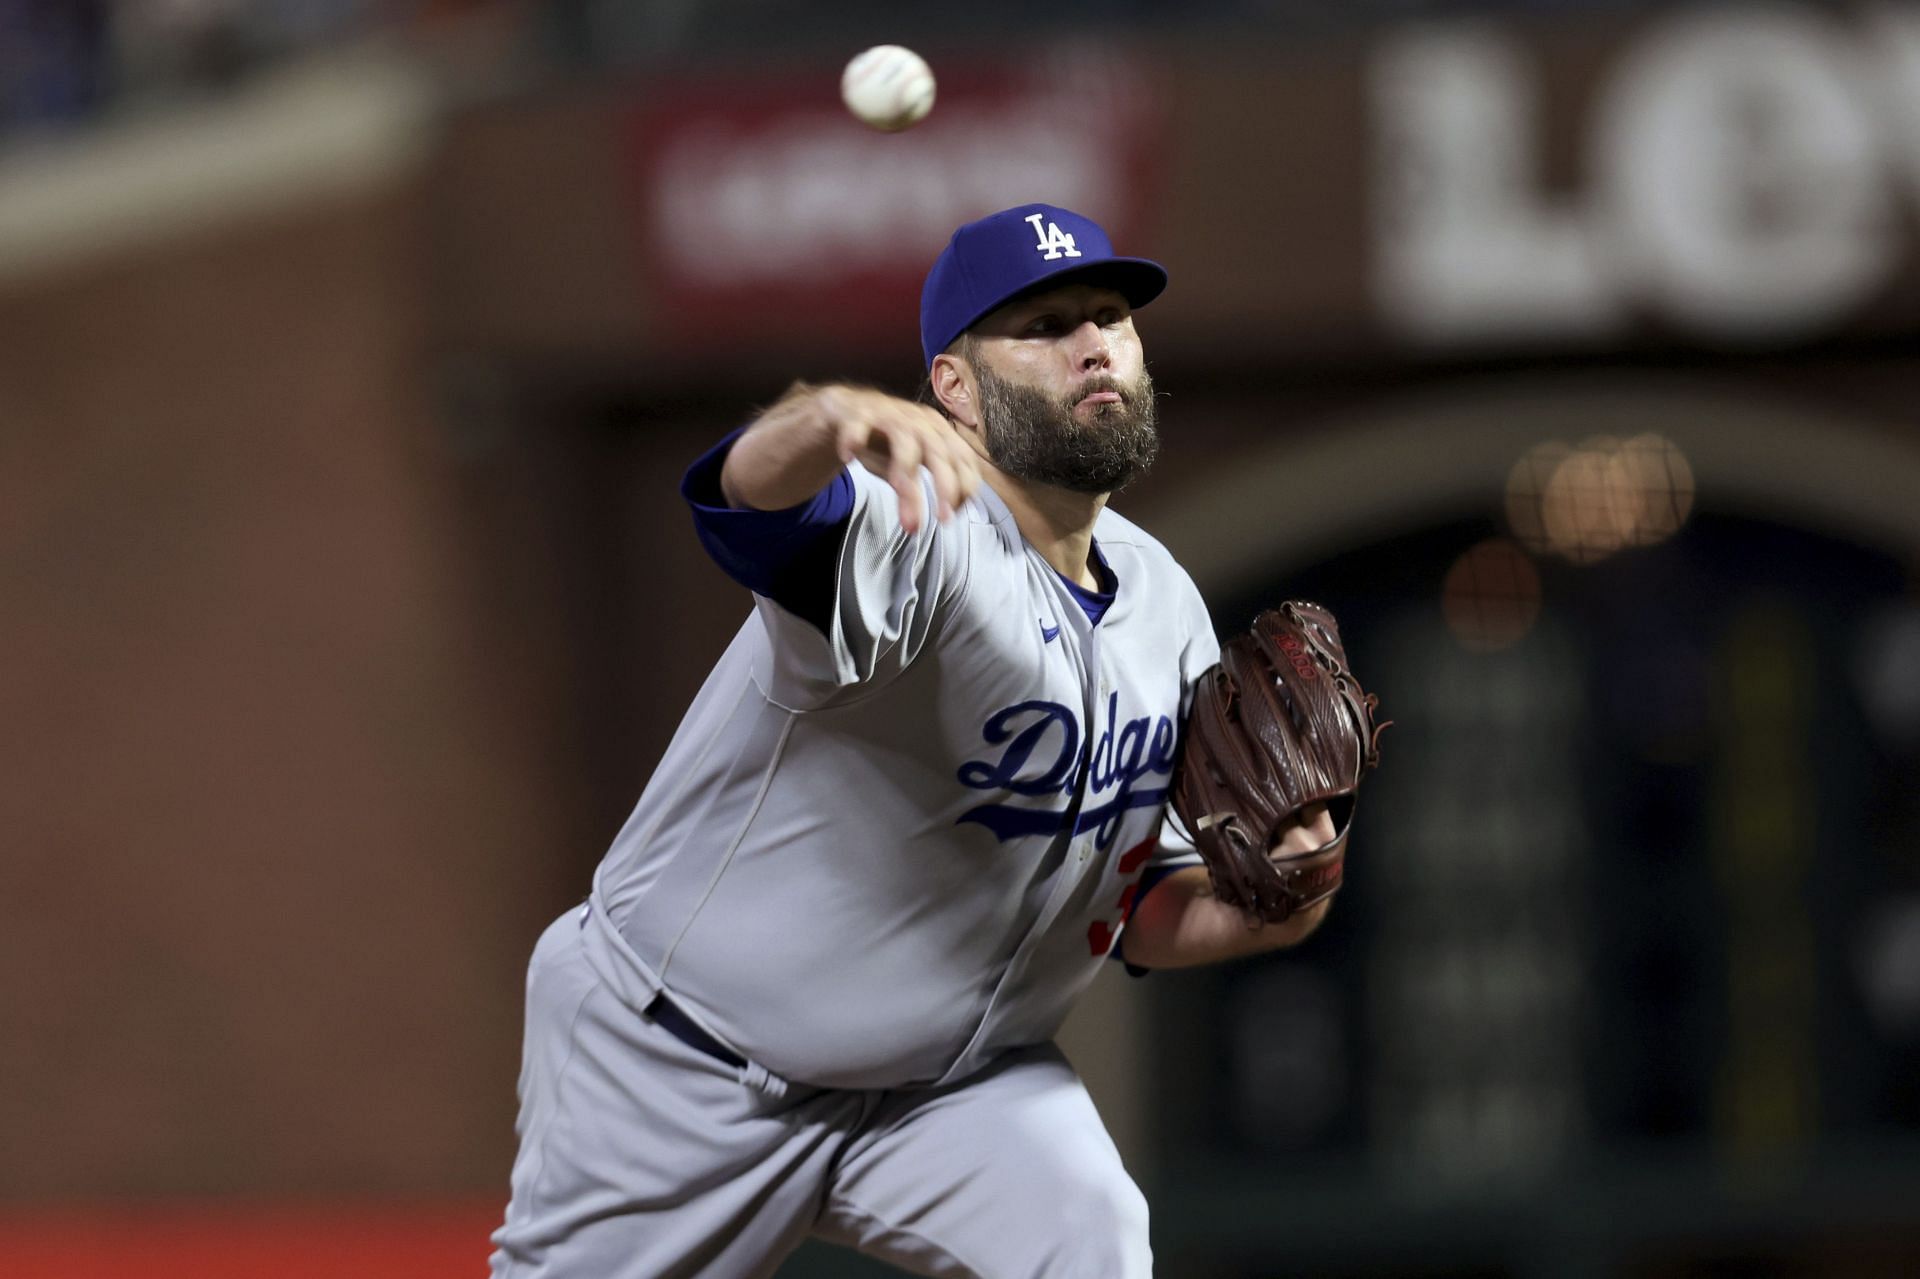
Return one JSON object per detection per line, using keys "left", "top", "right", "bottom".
{"left": 1079, "top": 630, "right": 1106, "bottom": 865}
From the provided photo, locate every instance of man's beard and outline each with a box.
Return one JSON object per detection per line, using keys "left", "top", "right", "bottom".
{"left": 974, "top": 364, "right": 1159, "bottom": 496}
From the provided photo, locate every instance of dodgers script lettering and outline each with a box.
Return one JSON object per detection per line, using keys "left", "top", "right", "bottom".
{"left": 955, "top": 694, "right": 1177, "bottom": 849}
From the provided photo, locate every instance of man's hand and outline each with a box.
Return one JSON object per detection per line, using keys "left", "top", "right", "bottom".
{"left": 822, "top": 385, "right": 982, "bottom": 533}
{"left": 1169, "top": 601, "right": 1386, "bottom": 925}
{"left": 723, "top": 382, "right": 982, "bottom": 533}
{"left": 1273, "top": 803, "right": 1335, "bottom": 860}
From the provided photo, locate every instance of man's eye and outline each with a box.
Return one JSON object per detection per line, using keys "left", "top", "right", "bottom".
{"left": 1098, "top": 310, "right": 1125, "bottom": 327}
{"left": 1027, "top": 317, "right": 1061, "bottom": 335}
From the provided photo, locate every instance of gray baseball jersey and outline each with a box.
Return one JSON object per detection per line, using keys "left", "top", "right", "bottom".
{"left": 579, "top": 454, "right": 1217, "bottom": 1091}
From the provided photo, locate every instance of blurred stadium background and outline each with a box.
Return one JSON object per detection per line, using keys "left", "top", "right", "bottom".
{"left": 4, "top": 1, "right": 1920, "bottom": 1276}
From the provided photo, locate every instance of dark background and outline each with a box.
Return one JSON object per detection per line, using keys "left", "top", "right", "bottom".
{"left": 3, "top": 2, "right": 1917, "bottom": 1275}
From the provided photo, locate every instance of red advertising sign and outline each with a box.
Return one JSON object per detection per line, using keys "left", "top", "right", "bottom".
{"left": 629, "top": 51, "right": 1167, "bottom": 364}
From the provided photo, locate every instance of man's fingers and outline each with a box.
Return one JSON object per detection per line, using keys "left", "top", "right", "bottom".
{"left": 832, "top": 392, "right": 983, "bottom": 532}
{"left": 926, "top": 424, "right": 986, "bottom": 522}
{"left": 1272, "top": 803, "right": 1337, "bottom": 856}
{"left": 920, "top": 442, "right": 961, "bottom": 521}
{"left": 856, "top": 420, "right": 927, "bottom": 530}
{"left": 916, "top": 407, "right": 982, "bottom": 515}
{"left": 944, "top": 429, "right": 983, "bottom": 504}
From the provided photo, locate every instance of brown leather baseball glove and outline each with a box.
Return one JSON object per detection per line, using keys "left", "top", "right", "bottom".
{"left": 1171, "top": 601, "right": 1387, "bottom": 924}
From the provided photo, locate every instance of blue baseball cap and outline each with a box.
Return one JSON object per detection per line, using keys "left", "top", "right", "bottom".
{"left": 919, "top": 203, "right": 1168, "bottom": 367}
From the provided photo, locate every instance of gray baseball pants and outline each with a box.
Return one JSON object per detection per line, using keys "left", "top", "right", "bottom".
{"left": 488, "top": 911, "right": 1153, "bottom": 1279}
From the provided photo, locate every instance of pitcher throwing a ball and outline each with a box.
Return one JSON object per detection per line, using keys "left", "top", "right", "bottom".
{"left": 489, "top": 203, "right": 1384, "bottom": 1278}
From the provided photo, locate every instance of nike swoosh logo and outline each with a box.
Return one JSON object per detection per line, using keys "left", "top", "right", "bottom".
{"left": 1040, "top": 621, "right": 1061, "bottom": 643}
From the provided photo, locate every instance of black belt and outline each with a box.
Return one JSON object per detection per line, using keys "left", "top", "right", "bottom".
{"left": 646, "top": 994, "right": 746, "bottom": 1070}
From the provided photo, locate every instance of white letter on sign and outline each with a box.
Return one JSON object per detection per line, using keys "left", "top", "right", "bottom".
{"left": 1597, "top": 6, "right": 1895, "bottom": 338}
{"left": 1368, "top": 26, "right": 1620, "bottom": 341}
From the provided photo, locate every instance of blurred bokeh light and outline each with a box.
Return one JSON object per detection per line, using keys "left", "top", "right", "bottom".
{"left": 1441, "top": 536, "right": 1543, "bottom": 652}
{"left": 1508, "top": 432, "right": 1696, "bottom": 564}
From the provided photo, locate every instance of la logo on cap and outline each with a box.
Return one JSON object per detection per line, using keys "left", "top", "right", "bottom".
{"left": 1024, "top": 213, "right": 1083, "bottom": 262}
{"left": 918, "top": 203, "right": 1167, "bottom": 367}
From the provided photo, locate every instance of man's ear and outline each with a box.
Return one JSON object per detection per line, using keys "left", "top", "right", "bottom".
{"left": 929, "top": 352, "right": 979, "bottom": 431}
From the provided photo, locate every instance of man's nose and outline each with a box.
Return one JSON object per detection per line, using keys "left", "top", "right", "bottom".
{"left": 1072, "top": 320, "right": 1112, "bottom": 371}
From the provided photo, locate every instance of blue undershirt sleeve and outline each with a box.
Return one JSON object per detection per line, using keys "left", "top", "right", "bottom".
{"left": 680, "top": 428, "right": 855, "bottom": 635}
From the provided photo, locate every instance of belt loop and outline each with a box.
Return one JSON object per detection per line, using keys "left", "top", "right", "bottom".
{"left": 742, "top": 1061, "right": 789, "bottom": 1101}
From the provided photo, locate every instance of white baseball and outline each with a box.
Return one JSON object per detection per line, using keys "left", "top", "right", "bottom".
{"left": 841, "top": 45, "right": 936, "bottom": 133}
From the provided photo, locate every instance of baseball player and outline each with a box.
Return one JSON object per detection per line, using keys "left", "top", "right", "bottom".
{"left": 489, "top": 203, "right": 1337, "bottom": 1279}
